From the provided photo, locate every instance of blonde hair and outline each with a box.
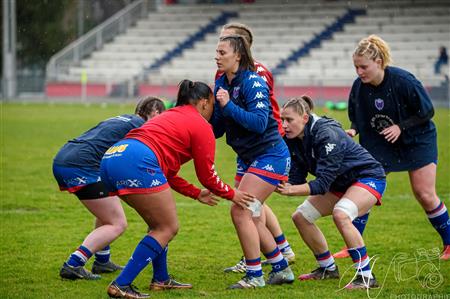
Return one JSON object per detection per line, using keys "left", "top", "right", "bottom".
{"left": 283, "top": 95, "right": 314, "bottom": 115}
{"left": 222, "top": 23, "right": 253, "bottom": 47}
{"left": 353, "top": 35, "right": 392, "bottom": 69}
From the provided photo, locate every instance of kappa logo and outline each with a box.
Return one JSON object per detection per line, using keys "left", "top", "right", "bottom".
{"left": 261, "top": 75, "right": 267, "bottom": 82}
{"left": 256, "top": 101, "right": 266, "bottom": 109}
{"left": 256, "top": 66, "right": 264, "bottom": 73}
{"left": 366, "top": 181, "right": 377, "bottom": 189}
{"left": 262, "top": 164, "right": 275, "bottom": 172}
{"left": 249, "top": 74, "right": 258, "bottom": 79}
{"left": 150, "top": 179, "right": 162, "bottom": 187}
{"left": 325, "top": 143, "right": 336, "bottom": 155}
{"left": 254, "top": 92, "right": 264, "bottom": 99}
{"left": 252, "top": 81, "right": 263, "bottom": 88}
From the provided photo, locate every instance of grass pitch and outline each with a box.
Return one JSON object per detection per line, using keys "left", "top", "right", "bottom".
{"left": 1, "top": 102, "right": 449, "bottom": 298}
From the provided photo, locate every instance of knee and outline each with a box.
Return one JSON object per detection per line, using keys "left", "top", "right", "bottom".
{"left": 230, "top": 203, "right": 248, "bottom": 224}
{"left": 114, "top": 218, "right": 128, "bottom": 236}
{"left": 332, "top": 209, "right": 352, "bottom": 228}
{"left": 165, "top": 222, "right": 179, "bottom": 240}
{"left": 333, "top": 198, "right": 358, "bottom": 228}
{"left": 412, "top": 187, "right": 437, "bottom": 209}
{"left": 293, "top": 200, "right": 321, "bottom": 226}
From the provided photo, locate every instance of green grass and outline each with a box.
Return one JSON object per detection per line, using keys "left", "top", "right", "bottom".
{"left": 1, "top": 102, "right": 449, "bottom": 298}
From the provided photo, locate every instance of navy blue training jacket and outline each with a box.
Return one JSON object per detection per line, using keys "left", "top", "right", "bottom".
{"left": 285, "top": 114, "right": 385, "bottom": 195}
{"left": 211, "top": 69, "right": 282, "bottom": 163}
{"left": 54, "top": 114, "right": 145, "bottom": 169}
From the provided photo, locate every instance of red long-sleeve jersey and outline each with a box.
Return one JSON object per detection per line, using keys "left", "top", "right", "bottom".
{"left": 215, "top": 60, "right": 284, "bottom": 136}
{"left": 126, "top": 105, "right": 234, "bottom": 200}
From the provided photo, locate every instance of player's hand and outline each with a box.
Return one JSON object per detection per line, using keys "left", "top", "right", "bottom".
{"left": 276, "top": 182, "right": 293, "bottom": 195}
{"left": 380, "top": 124, "right": 401, "bottom": 143}
{"left": 346, "top": 129, "right": 357, "bottom": 138}
{"left": 197, "top": 189, "right": 220, "bottom": 206}
{"left": 231, "top": 189, "right": 254, "bottom": 209}
{"left": 216, "top": 87, "right": 230, "bottom": 108}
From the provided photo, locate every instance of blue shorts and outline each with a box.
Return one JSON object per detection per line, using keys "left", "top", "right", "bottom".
{"left": 331, "top": 177, "right": 386, "bottom": 206}
{"left": 53, "top": 164, "right": 100, "bottom": 193}
{"left": 235, "top": 141, "right": 291, "bottom": 186}
{"left": 100, "top": 139, "right": 169, "bottom": 196}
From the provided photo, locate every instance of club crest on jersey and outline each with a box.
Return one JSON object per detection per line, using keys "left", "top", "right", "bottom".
{"left": 232, "top": 87, "right": 240, "bottom": 99}
{"left": 375, "top": 98, "right": 384, "bottom": 111}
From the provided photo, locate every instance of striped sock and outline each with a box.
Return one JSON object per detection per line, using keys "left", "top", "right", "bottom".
{"left": 352, "top": 212, "right": 370, "bottom": 236}
{"left": 426, "top": 201, "right": 450, "bottom": 245}
{"left": 274, "top": 234, "right": 292, "bottom": 255}
{"left": 315, "top": 251, "right": 336, "bottom": 270}
{"left": 348, "top": 246, "right": 372, "bottom": 278}
{"left": 245, "top": 257, "right": 263, "bottom": 278}
{"left": 115, "top": 235, "right": 163, "bottom": 286}
{"left": 67, "top": 245, "right": 92, "bottom": 267}
{"left": 95, "top": 245, "right": 110, "bottom": 264}
{"left": 264, "top": 247, "right": 288, "bottom": 272}
{"left": 152, "top": 246, "right": 169, "bottom": 282}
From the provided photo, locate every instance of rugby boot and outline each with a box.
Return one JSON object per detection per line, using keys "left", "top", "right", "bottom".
{"left": 266, "top": 266, "right": 295, "bottom": 285}
{"left": 149, "top": 275, "right": 192, "bottom": 290}
{"left": 345, "top": 274, "right": 379, "bottom": 289}
{"left": 223, "top": 256, "right": 246, "bottom": 273}
{"left": 60, "top": 262, "right": 101, "bottom": 280}
{"left": 107, "top": 281, "right": 150, "bottom": 299}
{"left": 92, "top": 260, "right": 124, "bottom": 274}
{"left": 228, "top": 275, "right": 265, "bottom": 289}
{"left": 298, "top": 266, "right": 339, "bottom": 280}
{"left": 333, "top": 247, "right": 350, "bottom": 259}
{"left": 440, "top": 245, "right": 450, "bottom": 260}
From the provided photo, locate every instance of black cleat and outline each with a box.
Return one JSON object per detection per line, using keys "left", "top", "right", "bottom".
{"left": 92, "top": 260, "right": 124, "bottom": 274}
{"left": 60, "top": 262, "right": 101, "bottom": 280}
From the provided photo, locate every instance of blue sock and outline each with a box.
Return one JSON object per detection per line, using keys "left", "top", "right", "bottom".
{"left": 115, "top": 235, "right": 163, "bottom": 286}
{"left": 264, "top": 248, "right": 288, "bottom": 272}
{"left": 352, "top": 213, "right": 369, "bottom": 236}
{"left": 426, "top": 201, "right": 450, "bottom": 246}
{"left": 152, "top": 246, "right": 169, "bottom": 282}
{"left": 315, "top": 251, "right": 336, "bottom": 270}
{"left": 348, "top": 246, "right": 372, "bottom": 278}
{"left": 95, "top": 245, "right": 110, "bottom": 264}
{"left": 274, "top": 233, "right": 292, "bottom": 254}
{"left": 245, "top": 257, "right": 263, "bottom": 277}
{"left": 67, "top": 245, "right": 92, "bottom": 267}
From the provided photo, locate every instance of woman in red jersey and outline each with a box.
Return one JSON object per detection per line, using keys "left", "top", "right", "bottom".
{"left": 101, "top": 80, "right": 254, "bottom": 299}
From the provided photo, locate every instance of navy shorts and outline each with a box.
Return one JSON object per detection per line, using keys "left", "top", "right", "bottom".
{"left": 100, "top": 139, "right": 169, "bottom": 196}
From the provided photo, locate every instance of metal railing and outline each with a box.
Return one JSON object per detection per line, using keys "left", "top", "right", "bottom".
{"left": 46, "top": 0, "right": 154, "bottom": 82}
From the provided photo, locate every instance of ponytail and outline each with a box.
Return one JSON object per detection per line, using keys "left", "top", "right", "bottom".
{"left": 176, "top": 79, "right": 212, "bottom": 106}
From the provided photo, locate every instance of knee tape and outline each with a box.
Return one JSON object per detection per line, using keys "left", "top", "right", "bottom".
{"left": 247, "top": 198, "right": 262, "bottom": 217}
{"left": 333, "top": 198, "right": 358, "bottom": 221}
{"left": 296, "top": 200, "right": 321, "bottom": 223}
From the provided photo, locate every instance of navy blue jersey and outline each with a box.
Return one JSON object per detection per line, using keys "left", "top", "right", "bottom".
{"left": 285, "top": 114, "right": 385, "bottom": 195}
{"left": 54, "top": 114, "right": 145, "bottom": 169}
{"left": 211, "top": 69, "right": 282, "bottom": 163}
{"left": 348, "top": 66, "right": 437, "bottom": 172}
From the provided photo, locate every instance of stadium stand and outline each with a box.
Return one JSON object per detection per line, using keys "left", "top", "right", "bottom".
{"left": 46, "top": 0, "right": 450, "bottom": 101}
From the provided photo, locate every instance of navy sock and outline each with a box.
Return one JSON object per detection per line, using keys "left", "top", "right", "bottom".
{"left": 67, "top": 245, "right": 92, "bottom": 267}
{"left": 152, "top": 246, "right": 169, "bottom": 282}
{"left": 115, "top": 235, "right": 163, "bottom": 286}
{"left": 427, "top": 201, "right": 450, "bottom": 245}
{"left": 352, "top": 212, "right": 370, "bottom": 236}
{"left": 95, "top": 245, "right": 110, "bottom": 264}
{"left": 264, "top": 247, "right": 288, "bottom": 272}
